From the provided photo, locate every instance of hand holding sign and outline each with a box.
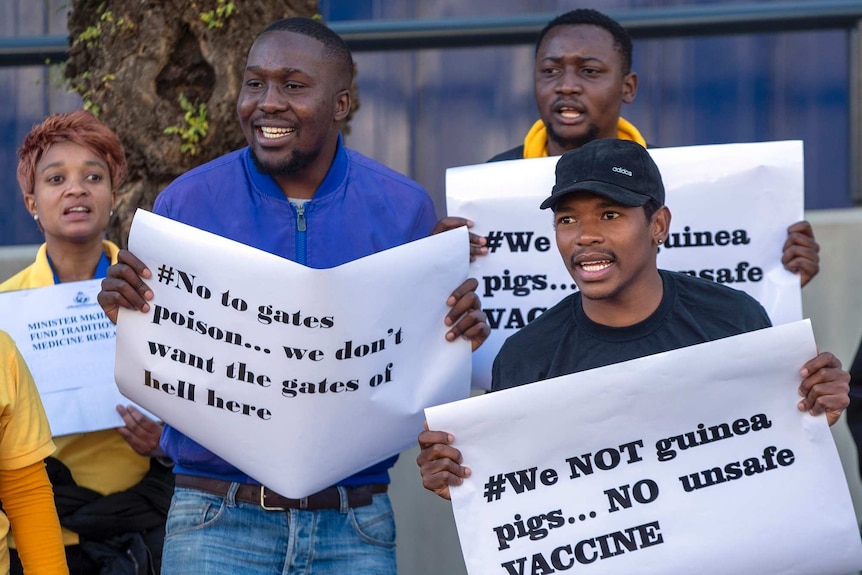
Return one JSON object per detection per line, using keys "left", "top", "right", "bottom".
{"left": 98, "top": 249, "right": 154, "bottom": 322}
{"left": 443, "top": 278, "right": 490, "bottom": 350}
{"left": 797, "top": 351, "right": 850, "bottom": 424}
{"left": 782, "top": 220, "right": 819, "bottom": 287}
{"left": 432, "top": 217, "right": 489, "bottom": 262}
{"left": 417, "top": 424, "right": 471, "bottom": 500}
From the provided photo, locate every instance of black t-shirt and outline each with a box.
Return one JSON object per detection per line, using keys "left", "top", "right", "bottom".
{"left": 491, "top": 270, "right": 772, "bottom": 391}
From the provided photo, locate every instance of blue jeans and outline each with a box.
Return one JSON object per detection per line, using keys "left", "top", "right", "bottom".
{"left": 162, "top": 485, "right": 396, "bottom": 574}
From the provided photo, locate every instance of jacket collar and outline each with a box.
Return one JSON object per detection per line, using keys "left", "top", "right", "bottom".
{"left": 245, "top": 134, "right": 348, "bottom": 202}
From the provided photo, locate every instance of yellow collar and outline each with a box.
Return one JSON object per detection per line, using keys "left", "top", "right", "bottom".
{"left": 522, "top": 117, "right": 646, "bottom": 159}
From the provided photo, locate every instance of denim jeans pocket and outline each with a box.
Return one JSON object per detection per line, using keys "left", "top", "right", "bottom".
{"left": 347, "top": 494, "right": 396, "bottom": 548}
{"left": 165, "top": 487, "right": 227, "bottom": 538}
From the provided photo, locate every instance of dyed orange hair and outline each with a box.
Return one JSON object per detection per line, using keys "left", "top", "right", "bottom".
{"left": 16, "top": 110, "right": 127, "bottom": 199}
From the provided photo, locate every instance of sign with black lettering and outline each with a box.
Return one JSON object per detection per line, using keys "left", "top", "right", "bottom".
{"left": 115, "top": 210, "right": 471, "bottom": 498}
{"left": 425, "top": 320, "right": 862, "bottom": 575}
{"left": 447, "top": 141, "right": 803, "bottom": 389}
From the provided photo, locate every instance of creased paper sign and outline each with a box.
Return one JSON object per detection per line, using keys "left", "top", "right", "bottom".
{"left": 115, "top": 210, "right": 471, "bottom": 498}
{"left": 0, "top": 281, "right": 130, "bottom": 435}
{"left": 425, "top": 320, "right": 862, "bottom": 575}
{"left": 447, "top": 141, "right": 803, "bottom": 389}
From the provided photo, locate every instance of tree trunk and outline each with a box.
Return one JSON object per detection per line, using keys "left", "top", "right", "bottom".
{"left": 65, "top": 0, "right": 352, "bottom": 246}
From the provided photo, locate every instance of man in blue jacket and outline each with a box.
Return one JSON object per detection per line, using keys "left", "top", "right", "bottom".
{"left": 99, "top": 17, "right": 488, "bottom": 575}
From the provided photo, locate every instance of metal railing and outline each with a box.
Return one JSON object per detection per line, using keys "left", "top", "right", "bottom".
{"left": 2, "top": 1, "right": 861, "bottom": 63}
{"left": 1, "top": 0, "right": 860, "bottom": 201}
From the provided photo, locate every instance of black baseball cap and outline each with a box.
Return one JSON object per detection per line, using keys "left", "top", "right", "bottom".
{"left": 540, "top": 138, "right": 665, "bottom": 210}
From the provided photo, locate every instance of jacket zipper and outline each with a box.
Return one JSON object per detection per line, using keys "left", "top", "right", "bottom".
{"left": 295, "top": 202, "right": 307, "bottom": 265}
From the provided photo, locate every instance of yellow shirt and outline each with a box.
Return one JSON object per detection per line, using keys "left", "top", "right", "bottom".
{"left": 521, "top": 117, "right": 647, "bottom": 159}
{"left": 0, "top": 331, "right": 65, "bottom": 573}
{"left": 0, "top": 241, "right": 150, "bottom": 546}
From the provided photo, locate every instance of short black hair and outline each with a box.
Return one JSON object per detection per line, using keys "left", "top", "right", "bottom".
{"left": 262, "top": 17, "right": 354, "bottom": 83}
{"left": 643, "top": 198, "right": 662, "bottom": 222}
{"left": 535, "top": 9, "right": 633, "bottom": 75}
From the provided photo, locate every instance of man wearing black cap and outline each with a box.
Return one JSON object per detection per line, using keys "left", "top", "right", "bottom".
{"left": 417, "top": 139, "right": 851, "bottom": 500}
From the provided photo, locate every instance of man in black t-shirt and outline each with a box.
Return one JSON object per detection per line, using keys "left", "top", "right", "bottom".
{"left": 417, "top": 138, "right": 850, "bottom": 500}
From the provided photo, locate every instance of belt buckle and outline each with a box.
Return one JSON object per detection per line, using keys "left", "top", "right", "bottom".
{"left": 259, "top": 487, "right": 286, "bottom": 511}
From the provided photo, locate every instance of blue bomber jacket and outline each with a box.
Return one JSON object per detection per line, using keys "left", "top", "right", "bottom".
{"left": 153, "top": 136, "right": 437, "bottom": 487}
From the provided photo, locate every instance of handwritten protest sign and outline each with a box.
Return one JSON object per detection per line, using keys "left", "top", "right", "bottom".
{"left": 425, "top": 320, "right": 862, "bottom": 575}
{"left": 0, "top": 281, "right": 130, "bottom": 435}
{"left": 447, "top": 141, "right": 804, "bottom": 389}
{"left": 114, "top": 210, "right": 472, "bottom": 498}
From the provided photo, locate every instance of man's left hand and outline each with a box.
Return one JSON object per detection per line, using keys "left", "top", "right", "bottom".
{"left": 798, "top": 352, "right": 850, "bottom": 426}
{"left": 432, "top": 217, "right": 487, "bottom": 262}
{"left": 782, "top": 220, "right": 819, "bottom": 287}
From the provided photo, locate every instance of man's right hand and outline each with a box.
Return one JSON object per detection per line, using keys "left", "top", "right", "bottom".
{"left": 416, "top": 423, "right": 471, "bottom": 500}
{"left": 98, "top": 249, "right": 153, "bottom": 324}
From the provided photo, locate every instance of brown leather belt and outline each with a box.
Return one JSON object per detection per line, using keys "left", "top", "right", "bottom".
{"left": 175, "top": 474, "right": 387, "bottom": 511}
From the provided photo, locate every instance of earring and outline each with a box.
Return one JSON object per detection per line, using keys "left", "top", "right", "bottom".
{"left": 33, "top": 214, "right": 39, "bottom": 222}
{"left": 657, "top": 239, "right": 663, "bottom": 244}
{"left": 109, "top": 209, "right": 114, "bottom": 217}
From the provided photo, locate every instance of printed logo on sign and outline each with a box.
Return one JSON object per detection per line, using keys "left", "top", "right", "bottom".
{"left": 66, "top": 291, "right": 100, "bottom": 309}
{"left": 612, "top": 166, "right": 632, "bottom": 176}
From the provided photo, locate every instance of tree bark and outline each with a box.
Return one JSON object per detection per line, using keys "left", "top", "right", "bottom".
{"left": 65, "top": 0, "right": 351, "bottom": 246}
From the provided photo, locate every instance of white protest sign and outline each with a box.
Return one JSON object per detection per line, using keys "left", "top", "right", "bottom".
{"left": 115, "top": 210, "right": 471, "bottom": 498}
{"left": 447, "top": 141, "right": 804, "bottom": 389}
{"left": 425, "top": 320, "right": 862, "bottom": 575}
{"left": 0, "top": 281, "right": 130, "bottom": 435}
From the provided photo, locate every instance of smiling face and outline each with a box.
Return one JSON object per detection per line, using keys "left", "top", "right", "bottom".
{"left": 534, "top": 24, "right": 637, "bottom": 157}
{"left": 24, "top": 141, "right": 114, "bottom": 247}
{"left": 237, "top": 30, "right": 350, "bottom": 194}
{"left": 554, "top": 192, "right": 668, "bottom": 325}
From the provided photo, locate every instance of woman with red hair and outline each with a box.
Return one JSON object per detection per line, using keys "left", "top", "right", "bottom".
{"left": 1, "top": 110, "right": 169, "bottom": 574}
{"left": 10, "top": 109, "right": 126, "bottom": 285}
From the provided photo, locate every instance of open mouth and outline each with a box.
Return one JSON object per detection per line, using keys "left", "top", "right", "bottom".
{"left": 554, "top": 100, "right": 585, "bottom": 123}
{"left": 559, "top": 107, "right": 582, "bottom": 120}
{"left": 259, "top": 126, "right": 295, "bottom": 139}
{"left": 580, "top": 260, "right": 612, "bottom": 272}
